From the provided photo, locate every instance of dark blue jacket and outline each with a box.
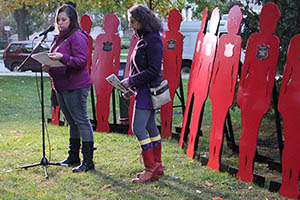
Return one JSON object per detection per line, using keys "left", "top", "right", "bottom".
{"left": 129, "top": 26, "right": 164, "bottom": 109}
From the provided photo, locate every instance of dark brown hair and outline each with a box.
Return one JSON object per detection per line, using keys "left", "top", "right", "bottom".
{"left": 128, "top": 4, "right": 163, "bottom": 33}
{"left": 55, "top": 4, "right": 80, "bottom": 31}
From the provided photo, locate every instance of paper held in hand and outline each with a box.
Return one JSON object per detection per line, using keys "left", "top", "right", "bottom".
{"left": 106, "top": 74, "right": 135, "bottom": 97}
{"left": 31, "top": 52, "right": 64, "bottom": 67}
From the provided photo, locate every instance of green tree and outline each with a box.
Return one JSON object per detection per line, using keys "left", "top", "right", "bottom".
{"left": 77, "top": 0, "right": 186, "bottom": 36}
{"left": 187, "top": 0, "right": 232, "bottom": 19}
{"left": 0, "top": 0, "right": 186, "bottom": 41}
{"left": 240, "top": 0, "right": 300, "bottom": 74}
{"left": 0, "top": 0, "right": 60, "bottom": 40}
{"left": 187, "top": 0, "right": 300, "bottom": 74}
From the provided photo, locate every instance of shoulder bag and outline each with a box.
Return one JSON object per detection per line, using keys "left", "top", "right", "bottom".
{"left": 132, "top": 59, "right": 171, "bottom": 109}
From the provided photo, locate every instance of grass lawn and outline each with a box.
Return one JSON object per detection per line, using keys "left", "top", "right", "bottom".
{"left": 0, "top": 76, "right": 289, "bottom": 199}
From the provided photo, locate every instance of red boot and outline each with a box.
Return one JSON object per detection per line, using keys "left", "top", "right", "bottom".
{"left": 132, "top": 149, "right": 158, "bottom": 183}
{"left": 153, "top": 145, "right": 164, "bottom": 176}
{"left": 137, "top": 144, "right": 164, "bottom": 177}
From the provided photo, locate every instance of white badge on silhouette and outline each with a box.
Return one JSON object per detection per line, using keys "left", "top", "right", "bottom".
{"left": 224, "top": 43, "right": 234, "bottom": 58}
{"left": 206, "top": 43, "right": 212, "bottom": 56}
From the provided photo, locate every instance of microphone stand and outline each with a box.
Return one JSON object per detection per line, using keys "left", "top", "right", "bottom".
{"left": 18, "top": 34, "right": 62, "bottom": 179}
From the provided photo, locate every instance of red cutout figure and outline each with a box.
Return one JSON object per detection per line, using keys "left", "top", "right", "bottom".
{"left": 160, "top": 8, "right": 183, "bottom": 138}
{"left": 50, "top": 86, "right": 60, "bottom": 125}
{"left": 80, "top": 14, "right": 93, "bottom": 73}
{"left": 179, "top": 8, "right": 208, "bottom": 148}
{"left": 236, "top": 2, "right": 280, "bottom": 182}
{"left": 182, "top": 8, "right": 220, "bottom": 159}
{"left": 125, "top": 35, "right": 138, "bottom": 135}
{"left": 80, "top": 14, "right": 97, "bottom": 126}
{"left": 278, "top": 34, "right": 300, "bottom": 199}
{"left": 91, "top": 14, "right": 121, "bottom": 132}
{"left": 207, "top": 6, "right": 243, "bottom": 171}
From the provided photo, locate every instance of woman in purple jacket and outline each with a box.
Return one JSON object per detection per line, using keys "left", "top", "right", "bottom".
{"left": 122, "top": 4, "right": 164, "bottom": 182}
{"left": 42, "top": 4, "right": 94, "bottom": 173}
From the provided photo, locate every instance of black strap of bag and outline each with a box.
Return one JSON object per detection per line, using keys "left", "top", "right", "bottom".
{"left": 150, "top": 82, "right": 169, "bottom": 96}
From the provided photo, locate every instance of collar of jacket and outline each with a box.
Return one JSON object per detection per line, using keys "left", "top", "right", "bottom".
{"left": 56, "top": 28, "right": 71, "bottom": 41}
{"left": 136, "top": 25, "right": 152, "bottom": 39}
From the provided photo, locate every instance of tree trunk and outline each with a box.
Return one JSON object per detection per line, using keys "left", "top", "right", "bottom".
{"left": 13, "top": 5, "right": 28, "bottom": 41}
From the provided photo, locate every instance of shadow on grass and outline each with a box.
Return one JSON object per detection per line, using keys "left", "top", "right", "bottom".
{"left": 91, "top": 168, "right": 224, "bottom": 199}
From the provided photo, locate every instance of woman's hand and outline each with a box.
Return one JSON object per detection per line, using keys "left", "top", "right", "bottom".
{"left": 48, "top": 52, "right": 63, "bottom": 61}
{"left": 122, "top": 91, "right": 132, "bottom": 100}
{"left": 121, "top": 78, "right": 133, "bottom": 100}
{"left": 42, "top": 64, "right": 51, "bottom": 73}
{"left": 121, "top": 78, "right": 130, "bottom": 88}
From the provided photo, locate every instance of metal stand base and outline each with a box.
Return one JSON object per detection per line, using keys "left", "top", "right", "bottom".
{"left": 19, "top": 157, "right": 63, "bottom": 179}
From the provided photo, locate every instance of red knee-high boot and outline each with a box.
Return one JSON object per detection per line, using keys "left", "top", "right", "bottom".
{"left": 153, "top": 144, "right": 164, "bottom": 176}
{"left": 136, "top": 144, "right": 164, "bottom": 177}
{"left": 132, "top": 149, "right": 158, "bottom": 183}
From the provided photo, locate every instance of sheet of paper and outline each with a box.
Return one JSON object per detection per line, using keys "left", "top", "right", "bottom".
{"left": 106, "top": 74, "right": 135, "bottom": 96}
{"left": 32, "top": 52, "right": 64, "bottom": 67}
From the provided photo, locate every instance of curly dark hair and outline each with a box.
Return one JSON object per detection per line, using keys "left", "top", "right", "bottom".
{"left": 128, "top": 4, "right": 163, "bottom": 33}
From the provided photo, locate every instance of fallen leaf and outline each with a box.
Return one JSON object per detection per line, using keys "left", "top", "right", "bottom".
{"left": 188, "top": 160, "right": 195, "bottom": 165}
{"left": 101, "top": 184, "right": 112, "bottom": 190}
{"left": 212, "top": 197, "right": 222, "bottom": 200}
{"left": 205, "top": 181, "right": 213, "bottom": 187}
{"left": 10, "top": 130, "right": 20, "bottom": 135}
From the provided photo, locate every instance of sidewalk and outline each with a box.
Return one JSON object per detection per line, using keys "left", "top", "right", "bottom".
{"left": 0, "top": 59, "right": 188, "bottom": 79}
{"left": 0, "top": 59, "right": 49, "bottom": 77}
{"left": 0, "top": 71, "right": 49, "bottom": 77}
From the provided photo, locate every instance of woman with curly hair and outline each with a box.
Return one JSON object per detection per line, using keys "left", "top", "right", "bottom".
{"left": 121, "top": 4, "right": 164, "bottom": 182}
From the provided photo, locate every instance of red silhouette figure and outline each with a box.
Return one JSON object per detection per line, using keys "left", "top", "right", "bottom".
{"left": 80, "top": 14, "right": 97, "bottom": 126}
{"left": 160, "top": 8, "right": 183, "bottom": 138}
{"left": 236, "top": 2, "right": 280, "bottom": 182}
{"left": 124, "top": 35, "right": 138, "bottom": 135}
{"left": 91, "top": 14, "right": 121, "bottom": 132}
{"left": 207, "top": 6, "right": 243, "bottom": 171}
{"left": 181, "top": 8, "right": 220, "bottom": 159}
{"left": 50, "top": 85, "right": 60, "bottom": 125}
{"left": 80, "top": 14, "right": 93, "bottom": 73}
{"left": 179, "top": 8, "right": 208, "bottom": 148}
{"left": 278, "top": 34, "right": 300, "bottom": 199}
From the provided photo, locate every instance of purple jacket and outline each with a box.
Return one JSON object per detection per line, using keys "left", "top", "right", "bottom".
{"left": 49, "top": 29, "right": 92, "bottom": 91}
{"left": 129, "top": 27, "right": 164, "bottom": 109}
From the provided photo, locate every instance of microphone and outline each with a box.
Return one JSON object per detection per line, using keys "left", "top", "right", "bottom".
{"left": 38, "top": 25, "right": 55, "bottom": 37}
